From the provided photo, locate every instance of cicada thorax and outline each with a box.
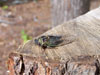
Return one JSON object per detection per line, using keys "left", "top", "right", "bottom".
{"left": 35, "top": 36, "right": 49, "bottom": 49}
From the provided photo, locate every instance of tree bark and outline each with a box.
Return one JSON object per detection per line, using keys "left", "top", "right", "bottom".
{"left": 7, "top": 7, "right": 100, "bottom": 75}
{"left": 51, "top": 0, "right": 90, "bottom": 27}
{"left": 7, "top": 52, "right": 100, "bottom": 75}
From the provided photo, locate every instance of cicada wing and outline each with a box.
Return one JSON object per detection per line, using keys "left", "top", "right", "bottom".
{"left": 56, "top": 35, "right": 77, "bottom": 47}
{"left": 48, "top": 36, "right": 62, "bottom": 47}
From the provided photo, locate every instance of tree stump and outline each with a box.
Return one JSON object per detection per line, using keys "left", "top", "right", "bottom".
{"left": 7, "top": 7, "right": 100, "bottom": 75}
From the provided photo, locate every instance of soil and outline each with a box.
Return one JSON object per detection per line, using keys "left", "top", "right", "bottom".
{"left": 0, "top": 0, "right": 51, "bottom": 74}
{"left": 0, "top": 0, "right": 100, "bottom": 74}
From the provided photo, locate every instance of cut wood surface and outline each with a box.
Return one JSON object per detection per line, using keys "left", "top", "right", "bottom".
{"left": 17, "top": 7, "right": 100, "bottom": 61}
{"left": 7, "top": 7, "right": 100, "bottom": 75}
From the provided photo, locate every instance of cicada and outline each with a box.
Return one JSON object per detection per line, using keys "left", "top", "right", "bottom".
{"left": 34, "top": 35, "right": 63, "bottom": 50}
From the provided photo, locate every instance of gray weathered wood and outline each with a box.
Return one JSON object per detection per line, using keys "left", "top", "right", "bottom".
{"left": 17, "top": 7, "right": 100, "bottom": 62}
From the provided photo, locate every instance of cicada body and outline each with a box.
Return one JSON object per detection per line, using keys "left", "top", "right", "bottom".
{"left": 34, "top": 35, "right": 63, "bottom": 49}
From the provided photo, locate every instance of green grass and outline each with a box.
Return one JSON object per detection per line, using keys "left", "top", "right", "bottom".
{"left": 21, "top": 30, "right": 32, "bottom": 44}
{"left": 2, "top": 5, "right": 8, "bottom": 10}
